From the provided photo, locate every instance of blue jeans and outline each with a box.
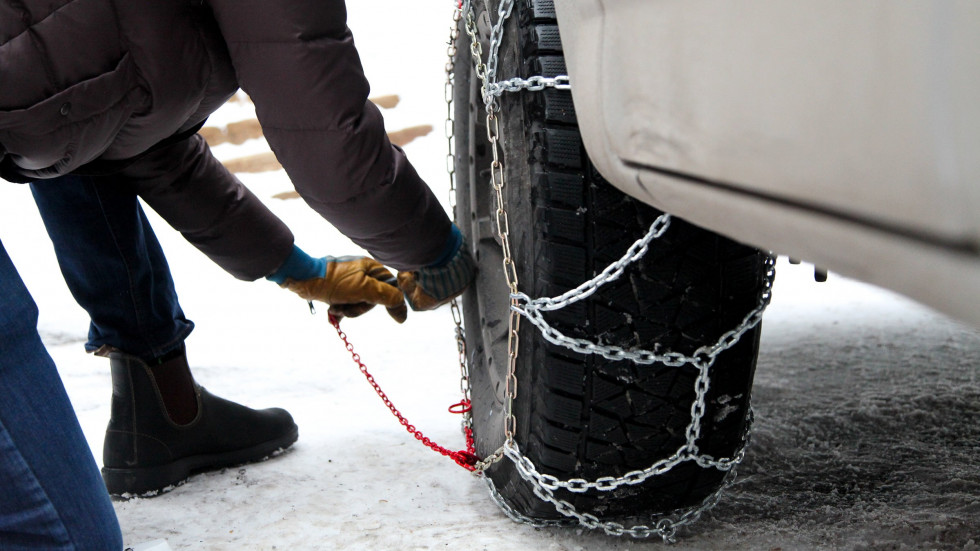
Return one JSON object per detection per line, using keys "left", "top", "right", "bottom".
{"left": 0, "top": 241, "right": 123, "bottom": 550}
{"left": 30, "top": 175, "right": 194, "bottom": 363}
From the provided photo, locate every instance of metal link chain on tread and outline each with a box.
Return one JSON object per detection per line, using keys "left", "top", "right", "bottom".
{"left": 484, "top": 0, "right": 514, "bottom": 92}
{"left": 485, "top": 476, "right": 569, "bottom": 529}
{"left": 514, "top": 255, "right": 776, "bottom": 370}
{"left": 504, "top": 408, "right": 757, "bottom": 496}
{"left": 487, "top": 75, "right": 571, "bottom": 97}
{"left": 505, "top": 438, "right": 739, "bottom": 542}
{"left": 448, "top": 0, "right": 776, "bottom": 542}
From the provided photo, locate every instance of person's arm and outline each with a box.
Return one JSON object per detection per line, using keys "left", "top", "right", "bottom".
{"left": 124, "top": 133, "right": 294, "bottom": 281}
{"left": 204, "top": 0, "right": 452, "bottom": 271}
{"left": 126, "top": 134, "right": 409, "bottom": 322}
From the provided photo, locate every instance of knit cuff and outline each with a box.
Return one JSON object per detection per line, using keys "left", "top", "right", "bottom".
{"left": 266, "top": 245, "right": 327, "bottom": 284}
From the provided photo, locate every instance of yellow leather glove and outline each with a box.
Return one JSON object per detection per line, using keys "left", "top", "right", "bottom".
{"left": 281, "top": 256, "right": 408, "bottom": 323}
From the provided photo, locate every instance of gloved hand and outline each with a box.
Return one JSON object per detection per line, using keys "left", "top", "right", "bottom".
{"left": 281, "top": 256, "right": 408, "bottom": 323}
{"left": 397, "top": 242, "right": 477, "bottom": 311}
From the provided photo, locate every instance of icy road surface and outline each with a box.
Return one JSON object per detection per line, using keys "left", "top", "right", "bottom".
{"left": 0, "top": 1, "right": 977, "bottom": 549}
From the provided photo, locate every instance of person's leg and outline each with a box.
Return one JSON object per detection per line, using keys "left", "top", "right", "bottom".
{"left": 0, "top": 240, "right": 122, "bottom": 551}
{"left": 30, "top": 175, "right": 192, "bottom": 362}
{"left": 31, "top": 176, "right": 202, "bottom": 420}
{"left": 30, "top": 175, "right": 297, "bottom": 496}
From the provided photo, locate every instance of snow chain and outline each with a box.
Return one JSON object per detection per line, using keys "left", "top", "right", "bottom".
{"left": 446, "top": 0, "right": 776, "bottom": 542}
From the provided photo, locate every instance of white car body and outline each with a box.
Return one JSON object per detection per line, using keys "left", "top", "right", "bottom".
{"left": 554, "top": 0, "right": 980, "bottom": 326}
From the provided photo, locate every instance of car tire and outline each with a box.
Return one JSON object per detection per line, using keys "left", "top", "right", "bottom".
{"left": 453, "top": 0, "right": 770, "bottom": 524}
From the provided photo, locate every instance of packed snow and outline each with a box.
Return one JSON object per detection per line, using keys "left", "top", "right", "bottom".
{"left": 1, "top": 2, "right": 977, "bottom": 549}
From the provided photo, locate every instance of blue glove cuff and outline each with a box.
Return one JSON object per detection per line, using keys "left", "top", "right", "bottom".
{"left": 266, "top": 245, "right": 328, "bottom": 284}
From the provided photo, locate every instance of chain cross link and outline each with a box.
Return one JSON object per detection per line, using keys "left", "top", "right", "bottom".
{"left": 501, "top": 440, "right": 743, "bottom": 542}
{"left": 484, "top": 0, "right": 516, "bottom": 104}
{"left": 518, "top": 213, "right": 671, "bottom": 312}
{"left": 513, "top": 256, "right": 776, "bottom": 370}
{"left": 487, "top": 75, "right": 572, "bottom": 96}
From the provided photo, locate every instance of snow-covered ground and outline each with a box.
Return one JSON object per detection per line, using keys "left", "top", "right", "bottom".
{"left": 1, "top": 2, "right": 978, "bottom": 549}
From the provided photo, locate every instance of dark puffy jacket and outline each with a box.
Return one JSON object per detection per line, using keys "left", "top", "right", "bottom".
{"left": 0, "top": 0, "right": 451, "bottom": 275}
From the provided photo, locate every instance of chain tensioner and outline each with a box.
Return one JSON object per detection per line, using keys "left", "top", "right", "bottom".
{"left": 327, "top": 314, "right": 479, "bottom": 470}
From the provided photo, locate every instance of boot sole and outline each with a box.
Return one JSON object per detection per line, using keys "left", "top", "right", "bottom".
{"left": 102, "top": 425, "right": 299, "bottom": 497}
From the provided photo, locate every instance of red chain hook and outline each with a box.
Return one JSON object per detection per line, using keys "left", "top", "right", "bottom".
{"left": 327, "top": 314, "right": 479, "bottom": 471}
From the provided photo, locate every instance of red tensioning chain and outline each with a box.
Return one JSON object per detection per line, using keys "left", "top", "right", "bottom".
{"left": 328, "top": 314, "right": 479, "bottom": 471}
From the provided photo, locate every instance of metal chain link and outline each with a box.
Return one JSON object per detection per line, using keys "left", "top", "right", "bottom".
{"left": 484, "top": 0, "right": 514, "bottom": 97}
{"left": 514, "top": 255, "right": 776, "bottom": 370}
{"left": 445, "top": 3, "right": 476, "bottom": 450}
{"left": 504, "top": 438, "right": 741, "bottom": 543}
{"left": 449, "top": 0, "right": 775, "bottom": 541}
{"left": 503, "top": 407, "right": 755, "bottom": 496}
{"left": 461, "top": 0, "right": 522, "bottom": 467}
{"left": 516, "top": 212, "right": 672, "bottom": 311}
{"left": 485, "top": 476, "right": 569, "bottom": 530}
{"left": 487, "top": 75, "right": 572, "bottom": 96}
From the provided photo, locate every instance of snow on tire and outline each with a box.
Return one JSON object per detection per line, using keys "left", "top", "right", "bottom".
{"left": 454, "top": 0, "right": 770, "bottom": 524}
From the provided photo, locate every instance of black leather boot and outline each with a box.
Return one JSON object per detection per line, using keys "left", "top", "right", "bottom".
{"left": 101, "top": 347, "right": 299, "bottom": 496}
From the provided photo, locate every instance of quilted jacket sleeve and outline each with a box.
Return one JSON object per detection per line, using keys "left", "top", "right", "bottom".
{"left": 204, "top": 0, "right": 452, "bottom": 270}
{"left": 123, "top": 134, "right": 295, "bottom": 281}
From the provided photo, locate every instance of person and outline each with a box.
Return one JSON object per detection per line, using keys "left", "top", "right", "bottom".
{"left": 0, "top": 1, "right": 476, "bottom": 549}
{"left": 29, "top": 170, "right": 302, "bottom": 502}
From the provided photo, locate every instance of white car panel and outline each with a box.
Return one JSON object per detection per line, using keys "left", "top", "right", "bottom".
{"left": 555, "top": 0, "right": 980, "bottom": 326}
